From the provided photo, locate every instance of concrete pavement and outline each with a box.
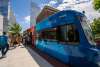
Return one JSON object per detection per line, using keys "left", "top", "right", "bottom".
{"left": 0, "top": 45, "right": 53, "bottom": 67}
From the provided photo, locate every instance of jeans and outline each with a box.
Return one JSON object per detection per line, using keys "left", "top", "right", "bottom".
{"left": 0, "top": 44, "right": 9, "bottom": 56}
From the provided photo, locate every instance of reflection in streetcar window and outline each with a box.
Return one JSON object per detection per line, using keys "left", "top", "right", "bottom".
{"left": 39, "top": 28, "right": 57, "bottom": 41}
{"left": 81, "top": 17, "right": 96, "bottom": 45}
{"left": 38, "top": 24, "right": 80, "bottom": 45}
{"left": 59, "top": 24, "right": 79, "bottom": 44}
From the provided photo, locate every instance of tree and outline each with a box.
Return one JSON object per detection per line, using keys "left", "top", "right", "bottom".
{"left": 8, "top": 23, "right": 22, "bottom": 35}
{"left": 93, "top": 0, "right": 100, "bottom": 10}
{"left": 91, "top": 18, "right": 100, "bottom": 35}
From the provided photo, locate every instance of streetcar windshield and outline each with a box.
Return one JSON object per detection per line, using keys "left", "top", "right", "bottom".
{"left": 81, "top": 17, "right": 96, "bottom": 45}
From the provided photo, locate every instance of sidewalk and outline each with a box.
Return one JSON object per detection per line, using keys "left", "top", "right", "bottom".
{"left": 0, "top": 45, "right": 53, "bottom": 67}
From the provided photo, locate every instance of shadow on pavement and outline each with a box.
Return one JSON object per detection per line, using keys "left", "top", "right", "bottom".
{"left": 25, "top": 47, "right": 53, "bottom": 67}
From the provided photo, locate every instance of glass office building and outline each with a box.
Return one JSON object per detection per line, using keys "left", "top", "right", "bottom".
{"left": 0, "top": 0, "right": 9, "bottom": 32}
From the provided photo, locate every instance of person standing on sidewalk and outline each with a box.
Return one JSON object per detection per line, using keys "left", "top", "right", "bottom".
{"left": 0, "top": 32, "right": 9, "bottom": 58}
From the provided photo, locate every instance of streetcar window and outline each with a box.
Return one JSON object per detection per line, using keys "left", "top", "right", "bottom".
{"left": 39, "top": 28, "right": 57, "bottom": 40}
{"left": 81, "top": 17, "right": 96, "bottom": 45}
{"left": 38, "top": 24, "right": 80, "bottom": 44}
{"left": 59, "top": 24, "right": 80, "bottom": 44}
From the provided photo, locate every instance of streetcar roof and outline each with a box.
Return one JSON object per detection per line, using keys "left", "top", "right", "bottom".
{"left": 36, "top": 10, "right": 85, "bottom": 32}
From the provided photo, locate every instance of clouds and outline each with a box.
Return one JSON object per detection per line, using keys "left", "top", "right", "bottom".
{"left": 38, "top": 0, "right": 58, "bottom": 9}
{"left": 57, "top": 2, "right": 73, "bottom": 10}
{"left": 14, "top": 14, "right": 30, "bottom": 31}
{"left": 56, "top": 0, "right": 100, "bottom": 21}
{"left": 19, "top": 16, "right": 30, "bottom": 31}
{"left": 57, "top": 0, "right": 91, "bottom": 10}
{"left": 47, "top": 0, "right": 59, "bottom": 7}
{"left": 15, "top": 14, "right": 30, "bottom": 23}
{"left": 63, "top": 0, "right": 75, "bottom": 4}
{"left": 48, "top": 0, "right": 57, "bottom": 6}
{"left": 24, "top": 16, "right": 30, "bottom": 22}
{"left": 73, "top": 1, "right": 100, "bottom": 21}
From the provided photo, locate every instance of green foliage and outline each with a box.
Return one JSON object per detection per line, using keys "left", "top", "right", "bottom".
{"left": 93, "top": 0, "right": 100, "bottom": 10}
{"left": 91, "top": 18, "right": 100, "bottom": 35}
{"left": 8, "top": 23, "right": 22, "bottom": 35}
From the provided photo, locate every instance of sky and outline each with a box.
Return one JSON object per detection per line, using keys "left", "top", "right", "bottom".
{"left": 10, "top": 0, "right": 31, "bottom": 31}
{"left": 10, "top": 0, "right": 100, "bottom": 31}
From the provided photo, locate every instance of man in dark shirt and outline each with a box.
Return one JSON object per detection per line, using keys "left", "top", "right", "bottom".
{"left": 0, "top": 32, "right": 9, "bottom": 58}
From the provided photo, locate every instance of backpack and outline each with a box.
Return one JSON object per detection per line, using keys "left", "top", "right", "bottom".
{"left": 0, "top": 36, "right": 8, "bottom": 47}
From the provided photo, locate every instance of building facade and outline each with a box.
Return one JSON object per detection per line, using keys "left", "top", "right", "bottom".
{"left": 0, "top": 0, "right": 9, "bottom": 32}
{"left": 30, "top": 1, "right": 41, "bottom": 27}
{"left": 8, "top": 2, "right": 16, "bottom": 26}
{"left": 0, "top": 15, "right": 3, "bottom": 35}
{"left": 36, "top": 6, "right": 59, "bottom": 23}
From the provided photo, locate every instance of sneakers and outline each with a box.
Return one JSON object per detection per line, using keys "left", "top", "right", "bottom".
{"left": 0, "top": 56, "right": 6, "bottom": 59}
{"left": 2, "top": 54, "right": 6, "bottom": 57}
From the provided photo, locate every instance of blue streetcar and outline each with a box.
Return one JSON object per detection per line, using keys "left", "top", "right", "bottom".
{"left": 35, "top": 10, "right": 100, "bottom": 67}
